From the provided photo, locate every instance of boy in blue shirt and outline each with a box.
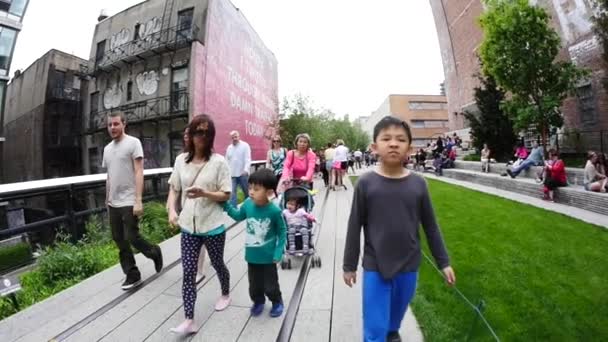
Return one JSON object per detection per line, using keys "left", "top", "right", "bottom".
{"left": 223, "top": 168, "right": 287, "bottom": 317}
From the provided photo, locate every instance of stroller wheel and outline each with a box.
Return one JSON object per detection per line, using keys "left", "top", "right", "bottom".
{"left": 316, "top": 257, "right": 322, "bottom": 268}
{"left": 280, "top": 261, "right": 286, "bottom": 270}
{"left": 310, "top": 257, "right": 316, "bottom": 268}
{"left": 287, "top": 259, "right": 292, "bottom": 270}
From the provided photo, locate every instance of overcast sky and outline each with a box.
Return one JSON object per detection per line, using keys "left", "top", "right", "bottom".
{"left": 11, "top": 0, "right": 444, "bottom": 119}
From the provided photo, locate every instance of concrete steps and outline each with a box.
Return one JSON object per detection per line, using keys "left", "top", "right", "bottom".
{"left": 440, "top": 168, "right": 608, "bottom": 216}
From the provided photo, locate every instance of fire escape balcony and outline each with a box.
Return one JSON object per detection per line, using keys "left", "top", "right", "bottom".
{"left": 89, "top": 89, "right": 189, "bottom": 133}
{"left": 49, "top": 87, "right": 81, "bottom": 102}
{"left": 94, "top": 24, "right": 199, "bottom": 73}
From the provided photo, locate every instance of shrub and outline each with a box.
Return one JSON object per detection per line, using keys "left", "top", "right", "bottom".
{"left": 464, "top": 154, "right": 481, "bottom": 162}
{"left": 0, "top": 243, "right": 32, "bottom": 272}
{"left": 0, "top": 201, "right": 174, "bottom": 321}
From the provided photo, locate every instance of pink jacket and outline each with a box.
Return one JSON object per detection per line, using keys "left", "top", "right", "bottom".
{"left": 282, "top": 150, "right": 316, "bottom": 181}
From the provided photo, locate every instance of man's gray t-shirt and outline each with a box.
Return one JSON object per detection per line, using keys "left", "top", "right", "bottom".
{"left": 343, "top": 171, "right": 450, "bottom": 280}
{"left": 102, "top": 134, "right": 144, "bottom": 208}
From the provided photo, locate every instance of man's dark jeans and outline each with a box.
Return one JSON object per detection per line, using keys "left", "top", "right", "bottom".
{"left": 109, "top": 206, "right": 160, "bottom": 278}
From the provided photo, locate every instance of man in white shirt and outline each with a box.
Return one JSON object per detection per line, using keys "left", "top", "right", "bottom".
{"left": 226, "top": 130, "right": 252, "bottom": 206}
{"left": 103, "top": 112, "right": 163, "bottom": 290}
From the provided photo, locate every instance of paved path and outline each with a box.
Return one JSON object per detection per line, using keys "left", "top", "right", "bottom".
{"left": 0, "top": 177, "right": 424, "bottom": 342}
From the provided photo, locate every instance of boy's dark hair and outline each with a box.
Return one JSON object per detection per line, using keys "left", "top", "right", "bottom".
{"left": 248, "top": 168, "right": 278, "bottom": 191}
{"left": 373, "top": 116, "right": 412, "bottom": 143}
{"left": 327, "top": 142, "right": 332, "bottom": 148}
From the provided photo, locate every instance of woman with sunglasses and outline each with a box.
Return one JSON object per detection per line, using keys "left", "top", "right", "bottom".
{"left": 267, "top": 136, "right": 287, "bottom": 182}
{"left": 172, "top": 127, "right": 210, "bottom": 284}
{"left": 166, "top": 115, "right": 233, "bottom": 334}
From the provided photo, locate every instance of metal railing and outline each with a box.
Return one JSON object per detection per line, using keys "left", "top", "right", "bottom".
{"left": 50, "top": 87, "right": 81, "bottom": 102}
{"left": 89, "top": 89, "right": 189, "bottom": 131}
{"left": 94, "top": 24, "right": 199, "bottom": 71}
{"left": 0, "top": 161, "right": 267, "bottom": 242}
{"left": 552, "top": 130, "right": 607, "bottom": 155}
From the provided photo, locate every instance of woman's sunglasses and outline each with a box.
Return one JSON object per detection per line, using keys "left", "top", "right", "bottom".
{"left": 192, "top": 129, "right": 208, "bottom": 137}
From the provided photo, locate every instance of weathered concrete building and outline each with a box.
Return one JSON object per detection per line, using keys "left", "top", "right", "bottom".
{"left": 3, "top": 49, "right": 88, "bottom": 183}
{"left": 83, "top": 0, "right": 278, "bottom": 173}
{"left": 364, "top": 95, "right": 449, "bottom": 148}
{"left": 430, "top": 0, "right": 608, "bottom": 141}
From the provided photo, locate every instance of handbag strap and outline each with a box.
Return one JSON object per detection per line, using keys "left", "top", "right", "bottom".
{"left": 185, "top": 158, "right": 209, "bottom": 196}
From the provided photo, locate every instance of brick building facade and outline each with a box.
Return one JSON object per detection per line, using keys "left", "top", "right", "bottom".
{"left": 430, "top": 0, "right": 608, "bottom": 143}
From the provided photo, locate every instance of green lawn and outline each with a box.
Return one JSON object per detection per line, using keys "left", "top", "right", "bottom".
{"left": 350, "top": 176, "right": 608, "bottom": 341}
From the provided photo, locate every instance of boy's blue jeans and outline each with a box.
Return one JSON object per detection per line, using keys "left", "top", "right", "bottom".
{"left": 363, "top": 270, "right": 418, "bottom": 342}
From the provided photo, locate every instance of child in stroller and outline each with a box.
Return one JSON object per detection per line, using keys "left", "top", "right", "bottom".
{"left": 283, "top": 194, "right": 316, "bottom": 254}
{"left": 278, "top": 179, "right": 322, "bottom": 268}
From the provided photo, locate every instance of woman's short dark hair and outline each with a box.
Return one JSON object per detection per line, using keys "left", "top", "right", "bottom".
{"left": 186, "top": 114, "right": 216, "bottom": 163}
{"left": 373, "top": 116, "right": 412, "bottom": 143}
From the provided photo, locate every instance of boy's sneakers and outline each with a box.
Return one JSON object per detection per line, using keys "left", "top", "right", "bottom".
{"left": 250, "top": 303, "right": 264, "bottom": 316}
{"left": 506, "top": 169, "right": 515, "bottom": 178}
{"left": 270, "top": 302, "right": 284, "bottom": 317}
{"left": 387, "top": 331, "right": 402, "bottom": 342}
{"left": 121, "top": 274, "right": 142, "bottom": 290}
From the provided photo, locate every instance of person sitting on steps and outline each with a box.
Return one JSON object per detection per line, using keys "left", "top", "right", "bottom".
{"left": 507, "top": 140, "right": 544, "bottom": 179}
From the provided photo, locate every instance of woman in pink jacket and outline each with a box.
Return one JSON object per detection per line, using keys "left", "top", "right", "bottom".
{"left": 281, "top": 133, "right": 317, "bottom": 190}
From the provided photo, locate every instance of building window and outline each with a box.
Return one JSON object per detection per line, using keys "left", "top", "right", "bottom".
{"left": 410, "top": 120, "right": 425, "bottom": 128}
{"left": 172, "top": 67, "right": 188, "bottom": 91}
{"left": 95, "top": 40, "right": 106, "bottom": 65}
{"left": 89, "top": 147, "right": 100, "bottom": 174}
{"left": 127, "top": 81, "right": 133, "bottom": 101}
{"left": 53, "top": 69, "right": 65, "bottom": 88}
{"left": 408, "top": 101, "right": 448, "bottom": 111}
{"left": 576, "top": 84, "right": 596, "bottom": 124}
{"left": 9, "top": 0, "right": 27, "bottom": 17}
{"left": 133, "top": 23, "right": 141, "bottom": 40}
{"left": 0, "top": 26, "right": 17, "bottom": 76}
{"left": 171, "top": 67, "right": 188, "bottom": 111}
{"left": 0, "top": 0, "right": 10, "bottom": 12}
{"left": 90, "top": 92, "right": 99, "bottom": 114}
{"left": 425, "top": 121, "right": 446, "bottom": 128}
{"left": 178, "top": 8, "right": 194, "bottom": 29}
{"left": 410, "top": 120, "right": 449, "bottom": 128}
{"left": 73, "top": 76, "right": 81, "bottom": 90}
{"left": 177, "top": 8, "right": 194, "bottom": 42}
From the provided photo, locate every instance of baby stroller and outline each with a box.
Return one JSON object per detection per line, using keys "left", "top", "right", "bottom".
{"left": 278, "top": 180, "right": 322, "bottom": 269}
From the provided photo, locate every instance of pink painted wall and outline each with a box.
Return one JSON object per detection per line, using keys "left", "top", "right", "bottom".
{"left": 201, "top": 0, "right": 279, "bottom": 161}
{"left": 190, "top": 41, "right": 206, "bottom": 118}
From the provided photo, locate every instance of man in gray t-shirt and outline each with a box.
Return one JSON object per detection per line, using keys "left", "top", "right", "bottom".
{"left": 103, "top": 112, "right": 163, "bottom": 290}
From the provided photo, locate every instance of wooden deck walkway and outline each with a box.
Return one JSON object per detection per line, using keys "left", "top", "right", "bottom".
{"left": 0, "top": 174, "right": 423, "bottom": 342}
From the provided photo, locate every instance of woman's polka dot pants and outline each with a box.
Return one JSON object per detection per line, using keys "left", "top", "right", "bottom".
{"left": 181, "top": 231, "right": 230, "bottom": 319}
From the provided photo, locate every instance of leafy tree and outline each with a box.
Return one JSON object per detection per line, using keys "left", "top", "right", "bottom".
{"left": 464, "top": 73, "right": 518, "bottom": 161}
{"left": 479, "top": 0, "right": 587, "bottom": 147}
{"left": 279, "top": 94, "right": 369, "bottom": 151}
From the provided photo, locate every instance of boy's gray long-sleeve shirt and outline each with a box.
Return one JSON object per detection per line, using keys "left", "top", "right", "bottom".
{"left": 343, "top": 171, "right": 450, "bottom": 280}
